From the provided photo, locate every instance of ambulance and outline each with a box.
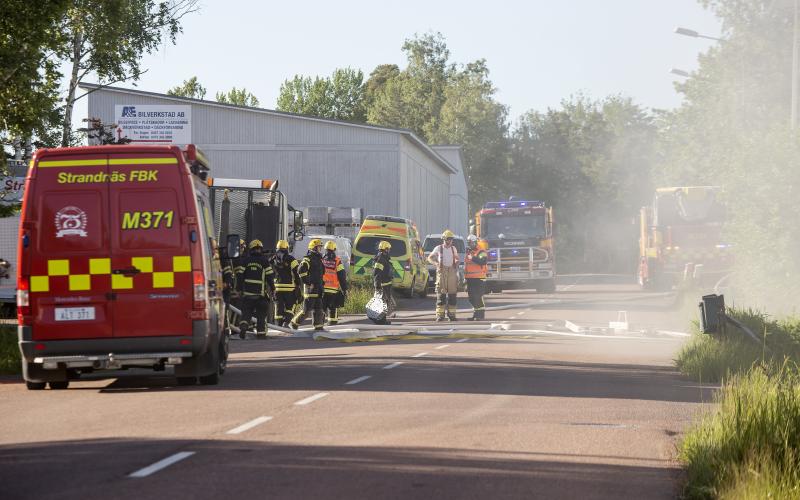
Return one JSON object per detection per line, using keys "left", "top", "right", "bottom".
{"left": 16, "top": 144, "right": 229, "bottom": 389}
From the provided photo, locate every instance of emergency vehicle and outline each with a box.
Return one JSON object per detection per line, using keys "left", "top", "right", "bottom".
{"left": 474, "top": 200, "right": 556, "bottom": 293}
{"left": 16, "top": 145, "right": 228, "bottom": 389}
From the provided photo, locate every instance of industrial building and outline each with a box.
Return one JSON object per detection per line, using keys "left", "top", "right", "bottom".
{"left": 82, "top": 84, "right": 468, "bottom": 238}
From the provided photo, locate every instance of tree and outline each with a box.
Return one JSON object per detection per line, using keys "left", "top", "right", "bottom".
{"left": 276, "top": 68, "right": 366, "bottom": 121}
{"left": 215, "top": 87, "right": 260, "bottom": 107}
{"left": 0, "top": 0, "right": 69, "bottom": 165}
{"left": 167, "top": 76, "right": 206, "bottom": 99}
{"left": 58, "top": 0, "right": 199, "bottom": 146}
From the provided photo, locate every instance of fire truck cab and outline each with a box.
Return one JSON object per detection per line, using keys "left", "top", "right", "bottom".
{"left": 17, "top": 145, "right": 228, "bottom": 389}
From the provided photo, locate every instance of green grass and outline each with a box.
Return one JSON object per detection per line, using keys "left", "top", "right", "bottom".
{"left": 680, "top": 365, "right": 800, "bottom": 499}
{"left": 339, "top": 285, "right": 374, "bottom": 315}
{"left": 676, "top": 308, "right": 800, "bottom": 383}
{"left": 0, "top": 324, "right": 20, "bottom": 374}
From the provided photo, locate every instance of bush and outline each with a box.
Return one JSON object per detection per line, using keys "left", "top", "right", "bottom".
{"left": 339, "top": 285, "right": 374, "bottom": 315}
{"left": 680, "top": 365, "right": 800, "bottom": 499}
{"left": 0, "top": 324, "right": 20, "bottom": 374}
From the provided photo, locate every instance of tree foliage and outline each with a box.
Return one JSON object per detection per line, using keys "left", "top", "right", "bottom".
{"left": 277, "top": 68, "right": 366, "bottom": 121}
{"left": 167, "top": 76, "right": 206, "bottom": 99}
{"left": 215, "top": 87, "right": 260, "bottom": 107}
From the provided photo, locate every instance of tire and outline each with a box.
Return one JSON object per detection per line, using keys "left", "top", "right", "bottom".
{"left": 176, "top": 376, "right": 197, "bottom": 386}
{"left": 26, "top": 381, "right": 46, "bottom": 390}
{"left": 49, "top": 381, "right": 69, "bottom": 390}
{"left": 418, "top": 282, "right": 428, "bottom": 298}
{"left": 199, "top": 371, "right": 219, "bottom": 385}
{"left": 218, "top": 334, "right": 229, "bottom": 375}
{"left": 402, "top": 279, "right": 415, "bottom": 298}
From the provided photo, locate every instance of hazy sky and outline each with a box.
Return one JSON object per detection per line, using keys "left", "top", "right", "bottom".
{"left": 82, "top": 0, "right": 722, "bottom": 122}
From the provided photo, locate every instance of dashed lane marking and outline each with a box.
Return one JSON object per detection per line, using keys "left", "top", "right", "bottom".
{"left": 129, "top": 452, "right": 195, "bottom": 478}
{"left": 411, "top": 352, "right": 429, "bottom": 358}
{"left": 294, "top": 392, "right": 330, "bottom": 406}
{"left": 345, "top": 375, "right": 372, "bottom": 385}
{"left": 383, "top": 362, "right": 404, "bottom": 370}
{"left": 456, "top": 338, "right": 469, "bottom": 343}
{"left": 226, "top": 416, "right": 273, "bottom": 435}
{"left": 435, "top": 344, "right": 450, "bottom": 350}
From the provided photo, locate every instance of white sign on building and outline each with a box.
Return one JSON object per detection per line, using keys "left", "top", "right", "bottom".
{"left": 114, "top": 104, "right": 191, "bottom": 144}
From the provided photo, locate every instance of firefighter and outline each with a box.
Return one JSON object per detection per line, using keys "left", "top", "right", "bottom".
{"left": 228, "top": 238, "right": 247, "bottom": 329}
{"left": 290, "top": 239, "right": 326, "bottom": 331}
{"left": 373, "top": 240, "right": 395, "bottom": 322}
{"left": 272, "top": 239, "right": 300, "bottom": 327}
{"left": 464, "top": 234, "right": 488, "bottom": 321}
{"left": 236, "top": 239, "right": 275, "bottom": 339}
{"left": 322, "top": 240, "right": 348, "bottom": 325}
{"left": 428, "top": 229, "right": 460, "bottom": 322}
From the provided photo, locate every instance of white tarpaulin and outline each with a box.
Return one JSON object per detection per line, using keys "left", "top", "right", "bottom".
{"left": 114, "top": 104, "right": 191, "bottom": 144}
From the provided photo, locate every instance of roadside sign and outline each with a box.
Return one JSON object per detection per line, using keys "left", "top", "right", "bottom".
{"left": 114, "top": 104, "right": 192, "bottom": 144}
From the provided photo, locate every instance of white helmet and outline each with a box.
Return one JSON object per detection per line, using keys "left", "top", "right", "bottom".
{"left": 467, "top": 235, "right": 478, "bottom": 247}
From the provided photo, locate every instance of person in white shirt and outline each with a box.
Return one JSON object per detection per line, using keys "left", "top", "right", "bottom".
{"left": 427, "top": 229, "right": 460, "bottom": 321}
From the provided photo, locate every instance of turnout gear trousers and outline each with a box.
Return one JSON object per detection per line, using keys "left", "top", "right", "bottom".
{"left": 436, "top": 266, "right": 459, "bottom": 320}
{"left": 291, "top": 251, "right": 326, "bottom": 330}
{"left": 236, "top": 252, "right": 275, "bottom": 335}
{"left": 466, "top": 278, "right": 486, "bottom": 320}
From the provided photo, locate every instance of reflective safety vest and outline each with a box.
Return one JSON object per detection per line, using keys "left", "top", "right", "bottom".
{"left": 323, "top": 256, "right": 344, "bottom": 293}
{"left": 464, "top": 248, "right": 488, "bottom": 279}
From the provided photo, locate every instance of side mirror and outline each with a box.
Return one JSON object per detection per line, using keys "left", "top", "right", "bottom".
{"left": 226, "top": 234, "right": 241, "bottom": 259}
{"left": 293, "top": 230, "right": 305, "bottom": 242}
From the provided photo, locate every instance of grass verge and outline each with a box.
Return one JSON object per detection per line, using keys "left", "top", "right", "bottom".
{"left": 339, "top": 285, "right": 374, "bottom": 315}
{"left": 680, "top": 365, "right": 800, "bottom": 499}
{"left": 0, "top": 324, "right": 20, "bottom": 374}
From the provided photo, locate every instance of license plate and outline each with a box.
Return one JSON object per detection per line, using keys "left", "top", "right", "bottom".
{"left": 55, "top": 307, "right": 95, "bottom": 321}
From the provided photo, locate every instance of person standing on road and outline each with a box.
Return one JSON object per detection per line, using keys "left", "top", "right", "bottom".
{"left": 322, "top": 240, "right": 348, "bottom": 325}
{"left": 464, "top": 235, "right": 488, "bottom": 321}
{"left": 236, "top": 239, "right": 276, "bottom": 339}
{"left": 290, "top": 239, "right": 326, "bottom": 331}
{"left": 373, "top": 240, "right": 396, "bottom": 321}
{"left": 428, "top": 229, "right": 460, "bottom": 322}
{"left": 272, "top": 239, "right": 300, "bottom": 328}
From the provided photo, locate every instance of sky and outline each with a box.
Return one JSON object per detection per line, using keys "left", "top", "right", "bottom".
{"left": 79, "top": 0, "right": 722, "bottom": 123}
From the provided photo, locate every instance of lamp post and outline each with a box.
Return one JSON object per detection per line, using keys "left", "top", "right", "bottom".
{"left": 674, "top": 26, "right": 722, "bottom": 42}
{"left": 670, "top": 68, "right": 691, "bottom": 78}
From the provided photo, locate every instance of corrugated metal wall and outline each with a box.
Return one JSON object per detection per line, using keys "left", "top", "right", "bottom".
{"left": 432, "top": 146, "right": 469, "bottom": 237}
{"left": 398, "top": 136, "right": 450, "bottom": 238}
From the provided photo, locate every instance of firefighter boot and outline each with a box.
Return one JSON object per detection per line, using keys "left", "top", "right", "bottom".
{"left": 238, "top": 321, "right": 248, "bottom": 339}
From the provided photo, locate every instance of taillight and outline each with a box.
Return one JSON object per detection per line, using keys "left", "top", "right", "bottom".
{"left": 17, "top": 276, "right": 30, "bottom": 322}
{"left": 192, "top": 271, "right": 206, "bottom": 309}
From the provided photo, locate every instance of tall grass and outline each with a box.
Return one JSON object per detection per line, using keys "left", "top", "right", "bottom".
{"left": 339, "top": 285, "right": 374, "bottom": 315}
{"left": 0, "top": 324, "right": 20, "bottom": 374}
{"left": 680, "top": 365, "right": 800, "bottom": 499}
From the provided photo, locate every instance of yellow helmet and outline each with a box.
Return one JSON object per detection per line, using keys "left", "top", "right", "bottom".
{"left": 276, "top": 239, "right": 290, "bottom": 250}
{"left": 248, "top": 239, "right": 263, "bottom": 250}
{"left": 308, "top": 238, "right": 323, "bottom": 250}
{"left": 442, "top": 229, "right": 455, "bottom": 239}
{"left": 324, "top": 240, "right": 337, "bottom": 251}
{"left": 378, "top": 240, "right": 392, "bottom": 251}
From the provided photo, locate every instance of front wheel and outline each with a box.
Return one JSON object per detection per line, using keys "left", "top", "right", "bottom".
{"left": 26, "top": 381, "right": 46, "bottom": 390}
{"left": 49, "top": 381, "right": 69, "bottom": 390}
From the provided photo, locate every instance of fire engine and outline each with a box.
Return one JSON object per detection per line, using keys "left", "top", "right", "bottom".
{"left": 474, "top": 200, "right": 556, "bottom": 293}
{"left": 638, "top": 186, "right": 732, "bottom": 290}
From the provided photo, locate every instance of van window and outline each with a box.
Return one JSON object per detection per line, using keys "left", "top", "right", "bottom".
{"left": 423, "top": 237, "right": 465, "bottom": 254}
{"left": 356, "top": 236, "right": 407, "bottom": 257}
{"left": 40, "top": 191, "right": 105, "bottom": 253}
{"left": 118, "top": 189, "right": 181, "bottom": 249}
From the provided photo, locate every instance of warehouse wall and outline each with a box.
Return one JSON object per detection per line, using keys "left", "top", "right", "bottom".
{"left": 398, "top": 136, "right": 450, "bottom": 238}
{"left": 432, "top": 146, "right": 469, "bottom": 238}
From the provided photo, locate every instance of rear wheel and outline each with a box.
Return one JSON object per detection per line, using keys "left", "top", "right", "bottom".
{"left": 26, "top": 381, "right": 46, "bottom": 390}
{"left": 49, "top": 381, "right": 69, "bottom": 390}
{"left": 199, "top": 371, "right": 219, "bottom": 385}
{"left": 402, "top": 279, "right": 415, "bottom": 298}
{"left": 176, "top": 376, "right": 197, "bottom": 386}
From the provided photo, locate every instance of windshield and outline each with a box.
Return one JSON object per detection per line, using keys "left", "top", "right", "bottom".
{"left": 355, "top": 236, "right": 408, "bottom": 257}
{"left": 422, "top": 237, "right": 465, "bottom": 253}
{"left": 483, "top": 215, "right": 546, "bottom": 240}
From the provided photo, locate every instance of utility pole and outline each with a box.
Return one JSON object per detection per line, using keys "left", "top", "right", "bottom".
{"left": 792, "top": 0, "right": 799, "bottom": 128}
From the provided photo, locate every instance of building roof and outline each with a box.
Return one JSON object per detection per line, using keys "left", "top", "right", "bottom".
{"left": 80, "top": 83, "right": 456, "bottom": 174}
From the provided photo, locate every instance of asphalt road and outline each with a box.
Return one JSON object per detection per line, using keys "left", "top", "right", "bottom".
{"left": 0, "top": 275, "right": 713, "bottom": 500}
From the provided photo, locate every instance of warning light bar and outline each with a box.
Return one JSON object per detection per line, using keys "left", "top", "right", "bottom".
{"left": 484, "top": 200, "right": 545, "bottom": 209}
{"left": 207, "top": 178, "right": 278, "bottom": 190}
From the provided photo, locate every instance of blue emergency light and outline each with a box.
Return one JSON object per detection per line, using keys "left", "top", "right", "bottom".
{"left": 484, "top": 200, "right": 545, "bottom": 209}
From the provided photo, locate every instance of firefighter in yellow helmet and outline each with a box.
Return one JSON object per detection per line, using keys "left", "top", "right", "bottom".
{"left": 373, "top": 240, "right": 396, "bottom": 321}
{"left": 427, "top": 229, "right": 460, "bottom": 321}
{"left": 271, "top": 239, "right": 300, "bottom": 328}
{"left": 322, "top": 240, "right": 348, "bottom": 325}
{"left": 236, "top": 239, "right": 275, "bottom": 339}
{"left": 290, "top": 238, "right": 326, "bottom": 331}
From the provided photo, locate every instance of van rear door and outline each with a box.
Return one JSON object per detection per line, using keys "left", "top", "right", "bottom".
{"left": 108, "top": 152, "right": 194, "bottom": 338}
{"left": 26, "top": 153, "right": 113, "bottom": 340}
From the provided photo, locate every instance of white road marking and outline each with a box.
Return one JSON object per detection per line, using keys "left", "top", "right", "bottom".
{"left": 383, "top": 361, "right": 404, "bottom": 370}
{"left": 226, "top": 416, "right": 273, "bottom": 435}
{"left": 345, "top": 375, "right": 371, "bottom": 385}
{"left": 294, "top": 392, "right": 330, "bottom": 406}
{"left": 129, "top": 451, "right": 195, "bottom": 478}
{"left": 456, "top": 338, "right": 469, "bottom": 343}
{"left": 411, "top": 352, "right": 429, "bottom": 358}
{"left": 435, "top": 344, "right": 450, "bottom": 350}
